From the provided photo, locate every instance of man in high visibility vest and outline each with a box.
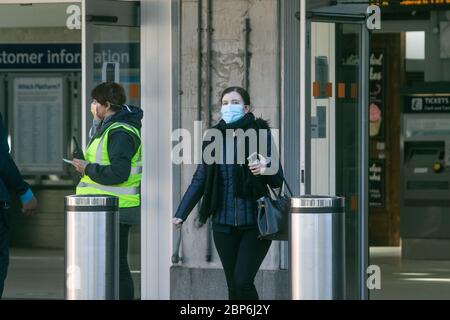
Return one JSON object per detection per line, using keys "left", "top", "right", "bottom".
{"left": 71, "top": 82, "right": 143, "bottom": 300}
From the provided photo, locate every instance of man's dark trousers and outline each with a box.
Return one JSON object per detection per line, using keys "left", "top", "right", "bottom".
{"left": 0, "top": 207, "right": 10, "bottom": 299}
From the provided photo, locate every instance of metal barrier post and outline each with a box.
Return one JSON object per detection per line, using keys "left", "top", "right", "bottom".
{"left": 65, "top": 195, "right": 119, "bottom": 300}
{"left": 290, "top": 196, "right": 345, "bottom": 300}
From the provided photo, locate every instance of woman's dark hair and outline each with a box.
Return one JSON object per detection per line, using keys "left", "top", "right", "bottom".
{"left": 91, "top": 82, "right": 126, "bottom": 111}
{"left": 220, "top": 86, "right": 251, "bottom": 106}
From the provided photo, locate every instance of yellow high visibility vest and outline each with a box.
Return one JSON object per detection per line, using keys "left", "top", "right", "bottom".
{"left": 76, "top": 122, "right": 142, "bottom": 208}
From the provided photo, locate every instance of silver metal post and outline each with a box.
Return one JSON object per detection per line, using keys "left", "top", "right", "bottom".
{"left": 65, "top": 195, "right": 119, "bottom": 300}
{"left": 290, "top": 196, "right": 345, "bottom": 300}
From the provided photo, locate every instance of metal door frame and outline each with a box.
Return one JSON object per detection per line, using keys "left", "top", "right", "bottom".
{"left": 82, "top": 0, "right": 140, "bottom": 147}
{"left": 302, "top": 13, "right": 369, "bottom": 300}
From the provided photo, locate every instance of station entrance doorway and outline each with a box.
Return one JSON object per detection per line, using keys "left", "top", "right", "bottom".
{"left": 303, "top": 9, "right": 369, "bottom": 299}
{"left": 0, "top": 0, "right": 141, "bottom": 299}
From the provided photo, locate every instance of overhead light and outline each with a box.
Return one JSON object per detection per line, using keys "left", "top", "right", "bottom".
{"left": 393, "top": 272, "right": 432, "bottom": 277}
{"left": 402, "top": 278, "right": 450, "bottom": 283}
{"left": 393, "top": 273, "right": 432, "bottom": 276}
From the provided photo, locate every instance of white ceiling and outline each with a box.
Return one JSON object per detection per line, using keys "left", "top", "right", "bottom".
{"left": 0, "top": 3, "right": 79, "bottom": 28}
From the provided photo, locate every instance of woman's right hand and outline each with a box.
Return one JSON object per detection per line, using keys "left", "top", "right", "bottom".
{"left": 172, "top": 217, "right": 184, "bottom": 228}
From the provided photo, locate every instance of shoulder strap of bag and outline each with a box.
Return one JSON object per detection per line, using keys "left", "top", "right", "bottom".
{"left": 255, "top": 117, "right": 294, "bottom": 198}
{"left": 267, "top": 176, "right": 293, "bottom": 198}
{"left": 254, "top": 120, "right": 294, "bottom": 198}
{"left": 282, "top": 176, "right": 293, "bottom": 196}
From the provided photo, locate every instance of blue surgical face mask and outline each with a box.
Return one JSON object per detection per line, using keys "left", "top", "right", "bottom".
{"left": 221, "top": 104, "right": 245, "bottom": 123}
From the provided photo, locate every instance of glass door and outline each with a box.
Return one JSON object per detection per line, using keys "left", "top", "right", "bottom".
{"left": 305, "top": 18, "right": 369, "bottom": 299}
{"left": 82, "top": 0, "right": 140, "bottom": 147}
{"left": 0, "top": 0, "right": 83, "bottom": 300}
{"left": 82, "top": 0, "right": 141, "bottom": 299}
{"left": 0, "top": 0, "right": 140, "bottom": 300}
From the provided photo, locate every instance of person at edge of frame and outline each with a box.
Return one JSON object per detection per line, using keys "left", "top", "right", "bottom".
{"left": 0, "top": 111, "right": 38, "bottom": 299}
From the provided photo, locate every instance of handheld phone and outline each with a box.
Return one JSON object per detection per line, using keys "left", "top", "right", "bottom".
{"left": 247, "top": 152, "right": 259, "bottom": 165}
{"left": 62, "top": 158, "right": 73, "bottom": 165}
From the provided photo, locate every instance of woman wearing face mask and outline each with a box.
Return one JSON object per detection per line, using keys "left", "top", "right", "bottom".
{"left": 173, "top": 86, "right": 284, "bottom": 300}
{"left": 71, "top": 82, "right": 143, "bottom": 300}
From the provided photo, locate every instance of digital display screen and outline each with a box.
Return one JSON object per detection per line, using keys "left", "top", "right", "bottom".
{"left": 374, "top": 0, "right": 450, "bottom": 5}
{"left": 371, "top": 0, "right": 450, "bottom": 9}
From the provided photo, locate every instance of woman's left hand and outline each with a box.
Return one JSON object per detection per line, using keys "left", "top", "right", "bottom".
{"left": 72, "top": 159, "right": 89, "bottom": 175}
{"left": 248, "top": 154, "right": 270, "bottom": 176}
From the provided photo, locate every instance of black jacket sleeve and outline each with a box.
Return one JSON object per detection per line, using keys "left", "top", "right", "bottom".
{"left": 174, "top": 164, "right": 207, "bottom": 221}
{"left": 0, "top": 113, "right": 29, "bottom": 202}
{"left": 85, "top": 129, "right": 139, "bottom": 185}
{"left": 0, "top": 153, "right": 30, "bottom": 200}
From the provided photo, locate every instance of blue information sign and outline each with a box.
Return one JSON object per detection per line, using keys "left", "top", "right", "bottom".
{"left": 0, "top": 43, "right": 139, "bottom": 69}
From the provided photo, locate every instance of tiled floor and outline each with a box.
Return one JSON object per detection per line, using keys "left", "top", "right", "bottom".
{"left": 3, "top": 247, "right": 450, "bottom": 299}
{"left": 4, "top": 248, "right": 64, "bottom": 299}
{"left": 370, "top": 247, "right": 450, "bottom": 300}
{"left": 3, "top": 248, "right": 141, "bottom": 300}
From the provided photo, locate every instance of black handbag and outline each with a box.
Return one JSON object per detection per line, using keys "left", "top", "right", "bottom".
{"left": 257, "top": 177, "right": 293, "bottom": 241}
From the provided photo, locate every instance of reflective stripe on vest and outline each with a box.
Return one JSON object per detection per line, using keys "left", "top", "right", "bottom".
{"left": 130, "top": 166, "right": 142, "bottom": 175}
{"left": 77, "top": 182, "right": 140, "bottom": 195}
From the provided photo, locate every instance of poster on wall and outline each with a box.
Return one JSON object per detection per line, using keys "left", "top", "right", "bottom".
{"left": 369, "top": 159, "right": 385, "bottom": 208}
{"left": 12, "top": 77, "right": 64, "bottom": 174}
{"left": 369, "top": 49, "right": 385, "bottom": 140}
